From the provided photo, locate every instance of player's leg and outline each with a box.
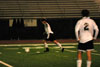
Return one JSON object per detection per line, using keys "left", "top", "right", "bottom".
{"left": 86, "top": 40, "right": 93, "bottom": 67}
{"left": 53, "top": 40, "right": 62, "bottom": 48}
{"left": 53, "top": 40, "right": 64, "bottom": 52}
{"left": 77, "top": 42, "right": 84, "bottom": 67}
{"left": 77, "top": 51, "right": 82, "bottom": 67}
{"left": 86, "top": 50, "right": 92, "bottom": 67}
{"left": 49, "top": 34, "right": 62, "bottom": 48}
{"left": 43, "top": 40, "right": 49, "bottom": 52}
{"left": 43, "top": 32, "right": 49, "bottom": 52}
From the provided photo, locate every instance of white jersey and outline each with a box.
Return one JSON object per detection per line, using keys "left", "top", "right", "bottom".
{"left": 44, "top": 22, "right": 53, "bottom": 39}
{"left": 75, "top": 17, "right": 99, "bottom": 43}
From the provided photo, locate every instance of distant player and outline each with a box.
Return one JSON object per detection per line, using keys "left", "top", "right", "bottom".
{"left": 75, "top": 10, "right": 99, "bottom": 67}
{"left": 41, "top": 19, "right": 64, "bottom": 52}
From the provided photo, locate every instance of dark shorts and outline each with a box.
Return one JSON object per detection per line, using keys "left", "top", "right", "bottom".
{"left": 44, "top": 33, "right": 56, "bottom": 41}
{"left": 78, "top": 40, "right": 94, "bottom": 51}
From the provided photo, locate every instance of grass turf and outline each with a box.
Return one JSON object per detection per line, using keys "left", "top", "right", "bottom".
{"left": 0, "top": 43, "right": 100, "bottom": 67}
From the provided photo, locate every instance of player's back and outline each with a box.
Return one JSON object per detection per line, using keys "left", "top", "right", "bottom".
{"left": 78, "top": 17, "right": 95, "bottom": 43}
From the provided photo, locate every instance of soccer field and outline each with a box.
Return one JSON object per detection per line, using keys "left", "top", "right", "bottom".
{"left": 0, "top": 43, "right": 100, "bottom": 67}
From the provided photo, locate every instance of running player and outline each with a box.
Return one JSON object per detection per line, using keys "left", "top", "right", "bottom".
{"left": 41, "top": 19, "right": 64, "bottom": 52}
{"left": 75, "top": 10, "right": 99, "bottom": 67}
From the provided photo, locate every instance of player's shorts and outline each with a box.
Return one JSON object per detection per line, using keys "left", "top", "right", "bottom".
{"left": 78, "top": 40, "right": 94, "bottom": 51}
{"left": 44, "top": 33, "right": 56, "bottom": 41}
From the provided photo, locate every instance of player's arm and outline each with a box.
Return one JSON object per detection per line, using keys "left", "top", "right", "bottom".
{"left": 93, "top": 21, "right": 99, "bottom": 40}
{"left": 75, "top": 21, "right": 81, "bottom": 41}
{"left": 43, "top": 23, "right": 48, "bottom": 34}
{"left": 47, "top": 33, "right": 50, "bottom": 39}
{"left": 45, "top": 23, "right": 50, "bottom": 39}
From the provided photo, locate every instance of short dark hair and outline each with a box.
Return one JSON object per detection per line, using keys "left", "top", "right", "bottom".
{"left": 81, "top": 9, "right": 89, "bottom": 17}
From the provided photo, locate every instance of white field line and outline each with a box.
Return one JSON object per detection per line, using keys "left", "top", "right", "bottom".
{"left": 64, "top": 49, "right": 100, "bottom": 56}
{"left": 23, "top": 47, "right": 43, "bottom": 49}
{"left": 0, "top": 60, "right": 13, "bottom": 67}
{"left": 64, "top": 49, "right": 77, "bottom": 52}
{"left": 0, "top": 43, "right": 100, "bottom": 47}
{"left": 0, "top": 43, "right": 77, "bottom": 46}
{"left": 0, "top": 43, "right": 100, "bottom": 56}
{"left": 5, "top": 48, "right": 19, "bottom": 50}
{"left": 1, "top": 46, "right": 75, "bottom": 50}
{"left": 92, "top": 53, "right": 100, "bottom": 56}
{"left": 22, "top": 46, "right": 75, "bottom": 49}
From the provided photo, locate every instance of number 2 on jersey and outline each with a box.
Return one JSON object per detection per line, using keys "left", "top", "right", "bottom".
{"left": 84, "top": 23, "right": 89, "bottom": 31}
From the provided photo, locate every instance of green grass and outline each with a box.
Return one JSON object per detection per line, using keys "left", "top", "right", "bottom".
{"left": 0, "top": 43, "right": 100, "bottom": 67}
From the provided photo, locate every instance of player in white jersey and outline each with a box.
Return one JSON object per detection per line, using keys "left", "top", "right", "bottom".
{"left": 75, "top": 10, "right": 99, "bottom": 67}
{"left": 41, "top": 19, "right": 64, "bottom": 52}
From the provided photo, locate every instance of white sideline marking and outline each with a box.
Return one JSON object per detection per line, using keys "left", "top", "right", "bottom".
{"left": 65, "top": 49, "right": 77, "bottom": 52}
{"left": 64, "top": 49, "right": 100, "bottom": 56}
{"left": 0, "top": 42, "right": 99, "bottom": 47}
{"left": 36, "top": 51, "right": 40, "bottom": 53}
{"left": 23, "top": 47, "right": 43, "bottom": 49}
{"left": 0, "top": 43, "right": 76, "bottom": 46}
{"left": 92, "top": 53, "right": 100, "bottom": 56}
{"left": 0, "top": 60, "right": 13, "bottom": 67}
{"left": 5, "top": 48, "right": 19, "bottom": 50}
{"left": 53, "top": 46, "right": 76, "bottom": 48}
{"left": 22, "top": 46, "right": 75, "bottom": 50}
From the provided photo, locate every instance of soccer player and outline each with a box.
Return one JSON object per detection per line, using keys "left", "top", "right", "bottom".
{"left": 75, "top": 10, "right": 99, "bottom": 67}
{"left": 41, "top": 19, "right": 64, "bottom": 52}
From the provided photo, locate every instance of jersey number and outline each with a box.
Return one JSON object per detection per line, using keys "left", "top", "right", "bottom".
{"left": 84, "top": 23, "right": 89, "bottom": 31}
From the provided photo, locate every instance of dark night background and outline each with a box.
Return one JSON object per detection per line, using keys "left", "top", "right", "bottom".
{"left": 0, "top": 18, "right": 100, "bottom": 40}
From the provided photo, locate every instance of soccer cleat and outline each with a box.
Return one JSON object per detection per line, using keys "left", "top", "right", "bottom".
{"left": 44, "top": 48, "right": 49, "bottom": 52}
{"left": 61, "top": 48, "right": 64, "bottom": 52}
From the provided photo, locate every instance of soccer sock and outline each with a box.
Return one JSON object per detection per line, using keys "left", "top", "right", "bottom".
{"left": 44, "top": 42, "right": 48, "bottom": 48}
{"left": 77, "top": 60, "right": 82, "bottom": 67}
{"left": 56, "top": 42, "right": 62, "bottom": 49}
{"left": 87, "top": 61, "right": 91, "bottom": 67}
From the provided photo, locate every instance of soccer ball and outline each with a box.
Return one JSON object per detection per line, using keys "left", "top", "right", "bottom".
{"left": 25, "top": 48, "right": 30, "bottom": 52}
